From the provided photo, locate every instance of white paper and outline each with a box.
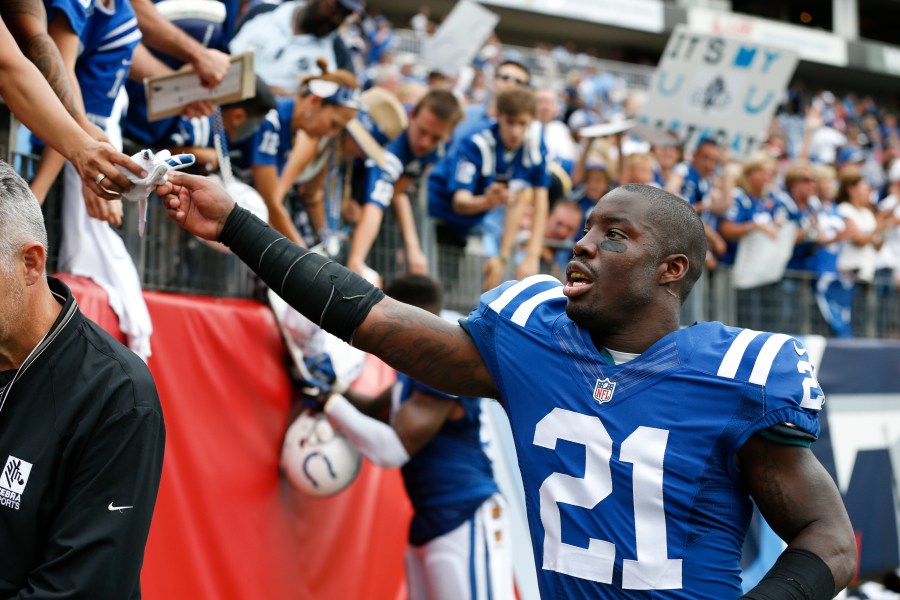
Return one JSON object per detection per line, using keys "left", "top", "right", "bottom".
{"left": 423, "top": 0, "right": 499, "bottom": 75}
{"left": 731, "top": 222, "right": 797, "bottom": 289}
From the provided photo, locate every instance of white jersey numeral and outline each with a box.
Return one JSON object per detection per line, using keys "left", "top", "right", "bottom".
{"left": 533, "top": 408, "right": 682, "bottom": 590}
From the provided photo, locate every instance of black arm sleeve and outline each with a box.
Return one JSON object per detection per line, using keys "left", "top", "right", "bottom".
{"left": 740, "top": 549, "right": 836, "bottom": 600}
{"left": 220, "top": 206, "right": 384, "bottom": 342}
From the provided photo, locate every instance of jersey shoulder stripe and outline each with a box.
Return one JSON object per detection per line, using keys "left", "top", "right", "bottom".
{"left": 714, "top": 327, "right": 795, "bottom": 386}
{"left": 487, "top": 274, "right": 560, "bottom": 315}
{"left": 510, "top": 286, "right": 565, "bottom": 326}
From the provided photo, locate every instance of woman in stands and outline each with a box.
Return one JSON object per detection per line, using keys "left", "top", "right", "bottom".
{"left": 232, "top": 59, "right": 362, "bottom": 246}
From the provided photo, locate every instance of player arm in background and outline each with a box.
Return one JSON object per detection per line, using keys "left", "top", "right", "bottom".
{"left": 130, "top": 0, "right": 230, "bottom": 88}
{"left": 157, "top": 172, "right": 498, "bottom": 398}
{"left": 1, "top": 0, "right": 107, "bottom": 144}
{"left": 325, "top": 385, "right": 461, "bottom": 467}
{"left": 391, "top": 178, "right": 429, "bottom": 275}
{"left": 325, "top": 386, "right": 409, "bottom": 467}
{"left": 737, "top": 436, "right": 857, "bottom": 598}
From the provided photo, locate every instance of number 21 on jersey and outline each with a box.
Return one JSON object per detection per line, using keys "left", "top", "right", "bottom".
{"left": 534, "top": 408, "right": 682, "bottom": 590}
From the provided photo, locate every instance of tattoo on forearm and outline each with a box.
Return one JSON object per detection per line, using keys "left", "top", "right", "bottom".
{"left": 357, "top": 304, "right": 485, "bottom": 394}
{"left": 25, "top": 34, "right": 80, "bottom": 118}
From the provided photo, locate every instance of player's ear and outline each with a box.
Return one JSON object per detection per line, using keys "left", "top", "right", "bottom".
{"left": 658, "top": 253, "right": 689, "bottom": 286}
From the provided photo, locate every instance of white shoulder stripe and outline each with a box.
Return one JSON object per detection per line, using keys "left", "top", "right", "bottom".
{"left": 748, "top": 334, "right": 792, "bottom": 385}
{"left": 511, "top": 287, "right": 565, "bottom": 326}
{"left": 105, "top": 17, "right": 139, "bottom": 40}
{"left": 97, "top": 29, "right": 142, "bottom": 52}
{"left": 488, "top": 275, "right": 559, "bottom": 315}
{"left": 471, "top": 133, "right": 495, "bottom": 177}
{"left": 717, "top": 329, "right": 762, "bottom": 379}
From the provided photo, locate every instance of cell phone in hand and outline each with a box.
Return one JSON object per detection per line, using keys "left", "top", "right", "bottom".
{"left": 495, "top": 174, "right": 510, "bottom": 186}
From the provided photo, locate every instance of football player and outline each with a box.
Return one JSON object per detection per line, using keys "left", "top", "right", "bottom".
{"left": 158, "top": 178, "right": 857, "bottom": 599}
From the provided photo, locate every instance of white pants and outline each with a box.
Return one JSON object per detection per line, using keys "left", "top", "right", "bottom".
{"left": 405, "top": 493, "right": 514, "bottom": 600}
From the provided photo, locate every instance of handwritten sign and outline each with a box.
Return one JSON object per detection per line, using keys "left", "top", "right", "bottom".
{"left": 639, "top": 25, "right": 798, "bottom": 156}
{"left": 423, "top": 0, "right": 499, "bottom": 75}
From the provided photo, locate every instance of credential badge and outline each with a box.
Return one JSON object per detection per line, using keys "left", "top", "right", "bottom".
{"left": 593, "top": 378, "right": 616, "bottom": 404}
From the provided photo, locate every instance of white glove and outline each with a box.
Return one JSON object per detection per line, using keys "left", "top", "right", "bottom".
{"left": 117, "top": 149, "right": 195, "bottom": 236}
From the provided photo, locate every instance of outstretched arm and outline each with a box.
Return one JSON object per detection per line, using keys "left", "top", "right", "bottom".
{"left": 158, "top": 173, "right": 498, "bottom": 398}
{"left": 1, "top": 0, "right": 105, "bottom": 142}
{"left": 0, "top": 14, "right": 145, "bottom": 195}
{"left": 130, "top": 0, "right": 230, "bottom": 88}
{"left": 738, "top": 435, "right": 857, "bottom": 598}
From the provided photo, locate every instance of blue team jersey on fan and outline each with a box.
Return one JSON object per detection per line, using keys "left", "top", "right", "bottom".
{"left": 394, "top": 373, "right": 499, "bottom": 546}
{"left": 76, "top": 0, "right": 141, "bottom": 119}
{"left": 464, "top": 275, "right": 825, "bottom": 599}
{"left": 229, "top": 97, "right": 294, "bottom": 173}
{"left": 363, "top": 130, "right": 443, "bottom": 209}
{"left": 45, "top": 0, "right": 90, "bottom": 39}
{"left": 428, "top": 121, "right": 549, "bottom": 237}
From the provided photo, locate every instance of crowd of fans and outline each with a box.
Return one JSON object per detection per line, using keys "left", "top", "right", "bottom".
{"left": 5, "top": 0, "right": 900, "bottom": 350}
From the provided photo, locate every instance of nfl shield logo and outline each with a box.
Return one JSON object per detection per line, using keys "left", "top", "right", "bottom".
{"left": 593, "top": 378, "right": 616, "bottom": 404}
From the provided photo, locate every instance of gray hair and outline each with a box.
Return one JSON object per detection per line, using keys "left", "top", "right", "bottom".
{"left": 0, "top": 160, "right": 48, "bottom": 273}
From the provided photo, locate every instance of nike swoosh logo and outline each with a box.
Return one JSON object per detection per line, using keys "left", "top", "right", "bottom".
{"left": 793, "top": 341, "right": 806, "bottom": 356}
{"left": 108, "top": 502, "right": 133, "bottom": 512}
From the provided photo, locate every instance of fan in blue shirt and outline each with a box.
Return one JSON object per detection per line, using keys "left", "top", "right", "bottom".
{"left": 346, "top": 90, "right": 462, "bottom": 281}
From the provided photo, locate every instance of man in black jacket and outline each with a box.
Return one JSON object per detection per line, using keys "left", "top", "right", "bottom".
{"left": 0, "top": 160, "right": 165, "bottom": 598}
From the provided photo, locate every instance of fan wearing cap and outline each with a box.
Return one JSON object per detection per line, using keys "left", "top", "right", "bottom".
{"left": 229, "top": 61, "right": 362, "bottom": 245}
{"left": 229, "top": 0, "right": 362, "bottom": 97}
{"left": 346, "top": 89, "right": 464, "bottom": 283}
{"left": 271, "top": 86, "right": 407, "bottom": 247}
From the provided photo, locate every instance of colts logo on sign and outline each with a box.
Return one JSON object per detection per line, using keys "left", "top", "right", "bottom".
{"left": 593, "top": 378, "right": 616, "bottom": 404}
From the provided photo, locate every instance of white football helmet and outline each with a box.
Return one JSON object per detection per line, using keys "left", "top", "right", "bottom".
{"left": 281, "top": 409, "right": 361, "bottom": 497}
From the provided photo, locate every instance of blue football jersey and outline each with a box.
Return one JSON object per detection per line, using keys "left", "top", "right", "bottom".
{"left": 45, "top": 0, "right": 90, "bottom": 40}
{"left": 362, "top": 130, "right": 443, "bottom": 209}
{"left": 428, "top": 121, "right": 549, "bottom": 237}
{"left": 393, "top": 373, "right": 499, "bottom": 546}
{"left": 229, "top": 97, "right": 294, "bottom": 173}
{"left": 465, "top": 275, "right": 824, "bottom": 599}
{"left": 77, "top": 0, "right": 141, "bottom": 120}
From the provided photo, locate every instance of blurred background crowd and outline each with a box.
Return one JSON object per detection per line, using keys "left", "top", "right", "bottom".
{"left": 4, "top": 0, "right": 900, "bottom": 361}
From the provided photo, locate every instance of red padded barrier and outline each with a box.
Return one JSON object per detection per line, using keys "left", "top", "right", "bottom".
{"left": 59, "top": 275, "right": 411, "bottom": 600}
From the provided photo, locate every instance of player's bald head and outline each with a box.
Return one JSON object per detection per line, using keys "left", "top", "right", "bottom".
{"left": 615, "top": 183, "right": 706, "bottom": 301}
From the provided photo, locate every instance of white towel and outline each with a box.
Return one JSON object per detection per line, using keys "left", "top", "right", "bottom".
{"left": 59, "top": 162, "right": 153, "bottom": 361}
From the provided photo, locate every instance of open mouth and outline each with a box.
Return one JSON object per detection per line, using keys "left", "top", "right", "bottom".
{"left": 564, "top": 265, "right": 593, "bottom": 297}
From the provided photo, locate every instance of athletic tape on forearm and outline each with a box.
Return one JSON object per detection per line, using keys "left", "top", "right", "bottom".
{"left": 220, "top": 207, "right": 384, "bottom": 342}
{"left": 324, "top": 394, "right": 411, "bottom": 468}
{"left": 740, "top": 549, "right": 835, "bottom": 600}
